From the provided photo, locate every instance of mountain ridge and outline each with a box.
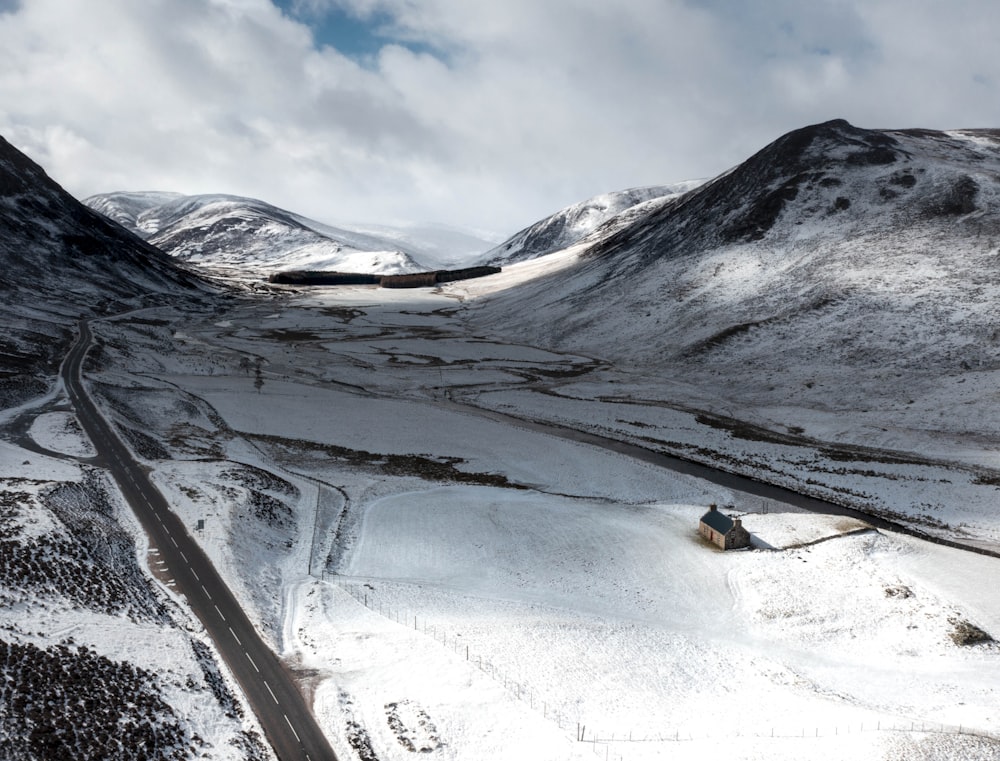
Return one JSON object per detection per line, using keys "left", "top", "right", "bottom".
{"left": 85, "top": 191, "right": 450, "bottom": 280}
{"left": 0, "top": 136, "right": 206, "bottom": 407}
{"left": 483, "top": 181, "right": 703, "bottom": 266}
{"left": 460, "top": 119, "right": 1000, "bottom": 455}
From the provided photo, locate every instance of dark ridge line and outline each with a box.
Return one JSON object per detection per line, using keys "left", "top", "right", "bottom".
{"left": 267, "top": 265, "right": 501, "bottom": 288}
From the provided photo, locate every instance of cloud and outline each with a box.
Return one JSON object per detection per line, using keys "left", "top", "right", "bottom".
{"left": 0, "top": 0, "right": 998, "bottom": 237}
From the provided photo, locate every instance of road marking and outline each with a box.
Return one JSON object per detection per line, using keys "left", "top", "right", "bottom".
{"left": 170, "top": 536, "right": 178, "bottom": 547}
{"left": 284, "top": 714, "right": 301, "bottom": 742}
{"left": 245, "top": 651, "right": 259, "bottom": 672}
{"left": 264, "top": 681, "right": 279, "bottom": 704}
{"left": 201, "top": 584, "right": 212, "bottom": 600}
{"left": 230, "top": 627, "right": 242, "bottom": 646}
{"left": 191, "top": 568, "right": 199, "bottom": 581}
{"left": 214, "top": 604, "right": 226, "bottom": 621}
{"left": 180, "top": 551, "right": 187, "bottom": 563}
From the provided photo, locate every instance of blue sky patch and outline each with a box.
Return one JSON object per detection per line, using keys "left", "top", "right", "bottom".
{"left": 273, "top": 1, "right": 438, "bottom": 62}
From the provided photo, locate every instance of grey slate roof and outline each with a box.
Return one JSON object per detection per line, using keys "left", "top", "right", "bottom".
{"left": 701, "top": 508, "right": 734, "bottom": 534}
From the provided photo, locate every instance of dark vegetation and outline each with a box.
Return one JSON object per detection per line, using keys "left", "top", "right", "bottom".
{"left": 220, "top": 465, "right": 297, "bottom": 532}
{"left": 681, "top": 296, "right": 841, "bottom": 359}
{"left": 0, "top": 639, "right": 194, "bottom": 761}
{"left": 933, "top": 175, "right": 980, "bottom": 216}
{"left": 0, "top": 473, "right": 169, "bottom": 621}
{"left": 221, "top": 464, "right": 298, "bottom": 498}
{"left": 346, "top": 720, "right": 379, "bottom": 761}
{"left": 268, "top": 265, "right": 501, "bottom": 288}
{"left": 246, "top": 489, "right": 294, "bottom": 528}
{"left": 378, "top": 272, "right": 440, "bottom": 288}
{"left": 249, "top": 433, "right": 526, "bottom": 489}
{"left": 189, "top": 639, "right": 243, "bottom": 720}
{"left": 384, "top": 700, "right": 443, "bottom": 753}
{"left": 120, "top": 426, "right": 172, "bottom": 461}
{"left": 339, "top": 690, "right": 380, "bottom": 761}
{"left": 269, "top": 271, "right": 381, "bottom": 285}
{"left": 949, "top": 618, "right": 995, "bottom": 647}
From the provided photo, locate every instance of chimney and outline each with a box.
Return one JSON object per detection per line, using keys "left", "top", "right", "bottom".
{"left": 734, "top": 518, "right": 742, "bottom": 528}
{"left": 709, "top": 504, "right": 717, "bottom": 511}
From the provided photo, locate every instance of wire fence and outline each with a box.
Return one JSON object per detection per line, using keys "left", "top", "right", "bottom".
{"left": 329, "top": 576, "right": 578, "bottom": 728}
{"left": 327, "top": 575, "right": 1000, "bottom": 757}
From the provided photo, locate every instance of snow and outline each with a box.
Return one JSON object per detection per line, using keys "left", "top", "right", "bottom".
{"left": 84, "top": 191, "right": 502, "bottom": 280}
{"left": 28, "top": 410, "right": 97, "bottom": 458}
{"left": 0, "top": 443, "right": 273, "bottom": 759}
{"left": 53, "top": 289, "right": 1000, "bottom": 761}
{"left": 7, "top": 121, "right": 1000, "bottom": 760}
{"left": 0, "top": 439, "right": 81, "bottom": 483}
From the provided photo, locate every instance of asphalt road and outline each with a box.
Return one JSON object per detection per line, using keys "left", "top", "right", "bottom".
{"left": 63, "top": 320, "right": 338, "bottom": 761}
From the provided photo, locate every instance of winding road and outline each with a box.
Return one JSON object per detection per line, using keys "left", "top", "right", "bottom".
{"left": 63, "top": 320, "right": 338, "bottom": 761}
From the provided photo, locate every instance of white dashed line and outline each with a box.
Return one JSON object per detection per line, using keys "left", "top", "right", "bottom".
{"left": 230, "top": 627, "right": 242, "bottom": 646}
{"left": 283, "top": 714, "right": 300, "bottom": 742}
{"left": 245, "top": 651, "right": 259, "bottom": 672}
{"left": 214, "top": 604, "right": 226, "bottom": 621}
{"left": 191, "top": 569, "right": 199, "bottom": 581}
{"left": 201, "top": 584, "right": 211, "bottom": 600}
{"left": 264, "top": 681, "right": 279, "bottom": 704}
{"left": 179, "top": 551, "right": 187, "bottom": 563}
{"left": 169, "top": 536, "right": 178, "bottom": 547}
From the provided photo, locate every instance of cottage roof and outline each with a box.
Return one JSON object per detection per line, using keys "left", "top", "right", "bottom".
{"left": 700, "top": 507, "right": 734, "bottom": 534}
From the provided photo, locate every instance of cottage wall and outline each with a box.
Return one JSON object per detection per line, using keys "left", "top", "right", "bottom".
{"left": 723, "top": 520, "right": 752, "bottom": 550}
{"left": 699, "top": 522, "right": 727, "bottom": 549}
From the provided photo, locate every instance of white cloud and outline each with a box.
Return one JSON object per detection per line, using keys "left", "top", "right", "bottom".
{"left": 0, "top": 0, "right": 998, "bottom": 236}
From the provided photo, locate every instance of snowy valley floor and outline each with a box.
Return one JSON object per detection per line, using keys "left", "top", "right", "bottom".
{"left": 4, "top": 284, "right": 1000, "bottom": 760}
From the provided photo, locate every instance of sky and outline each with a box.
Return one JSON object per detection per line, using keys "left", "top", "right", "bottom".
{"left": 1, "top": 0, "right": 999, "bottom": 238}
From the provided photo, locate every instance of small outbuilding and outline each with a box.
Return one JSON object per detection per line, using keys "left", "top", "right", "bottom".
{"left": 699, "top": 504, "right": 752, "bottom": 550}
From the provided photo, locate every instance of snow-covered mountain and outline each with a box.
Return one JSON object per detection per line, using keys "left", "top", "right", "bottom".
{"left": 463, "top": 120, "right": 1000, "bottom": 452}
{"left": 482, "top": 182, "right": 703, "bottom": 266}
{"left": 6, "top": 122, "right": 1000, "bottom": 760}
{"left": 0, "top": 137, "right": 204, "bottom": 408}
{"left": 85, "top": 192, "right": 438, "bottom": 279}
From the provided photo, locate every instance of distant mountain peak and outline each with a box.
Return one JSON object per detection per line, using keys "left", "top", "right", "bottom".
{"left": 85, "top": 191, "right": 429, "bottom": 280}
{"left": 484, "top": 182, "right": 704, "bottom": 266}
{"left": 582, "top": 120, "right": 1000, "bottom": 271}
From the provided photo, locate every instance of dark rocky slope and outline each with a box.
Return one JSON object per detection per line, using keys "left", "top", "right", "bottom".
{"left": 0, "top": 137, "right": 206, "bottom": 407}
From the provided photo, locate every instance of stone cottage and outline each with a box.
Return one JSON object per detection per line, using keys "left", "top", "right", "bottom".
{"left": 699, "top": 504, "right": 751, "bottom": 550}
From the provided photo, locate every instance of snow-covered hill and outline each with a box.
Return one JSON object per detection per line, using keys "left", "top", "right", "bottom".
{"left": 0, "top": 137, "right": 205, "bottom": 409}
{"left": 85, "top": 192, "right": 442, "bottom": 280}
{"left": 0, "top": 138, "right": 266, "bottom": 759}
{"left": 469, "top": 121, "right": 1000, "bottom": 393}
{"left": 459, "top": 121, "right": 1000, "bottom": 457}
{"left": 483, "top": 182, "right": 703, "bottom": 265}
